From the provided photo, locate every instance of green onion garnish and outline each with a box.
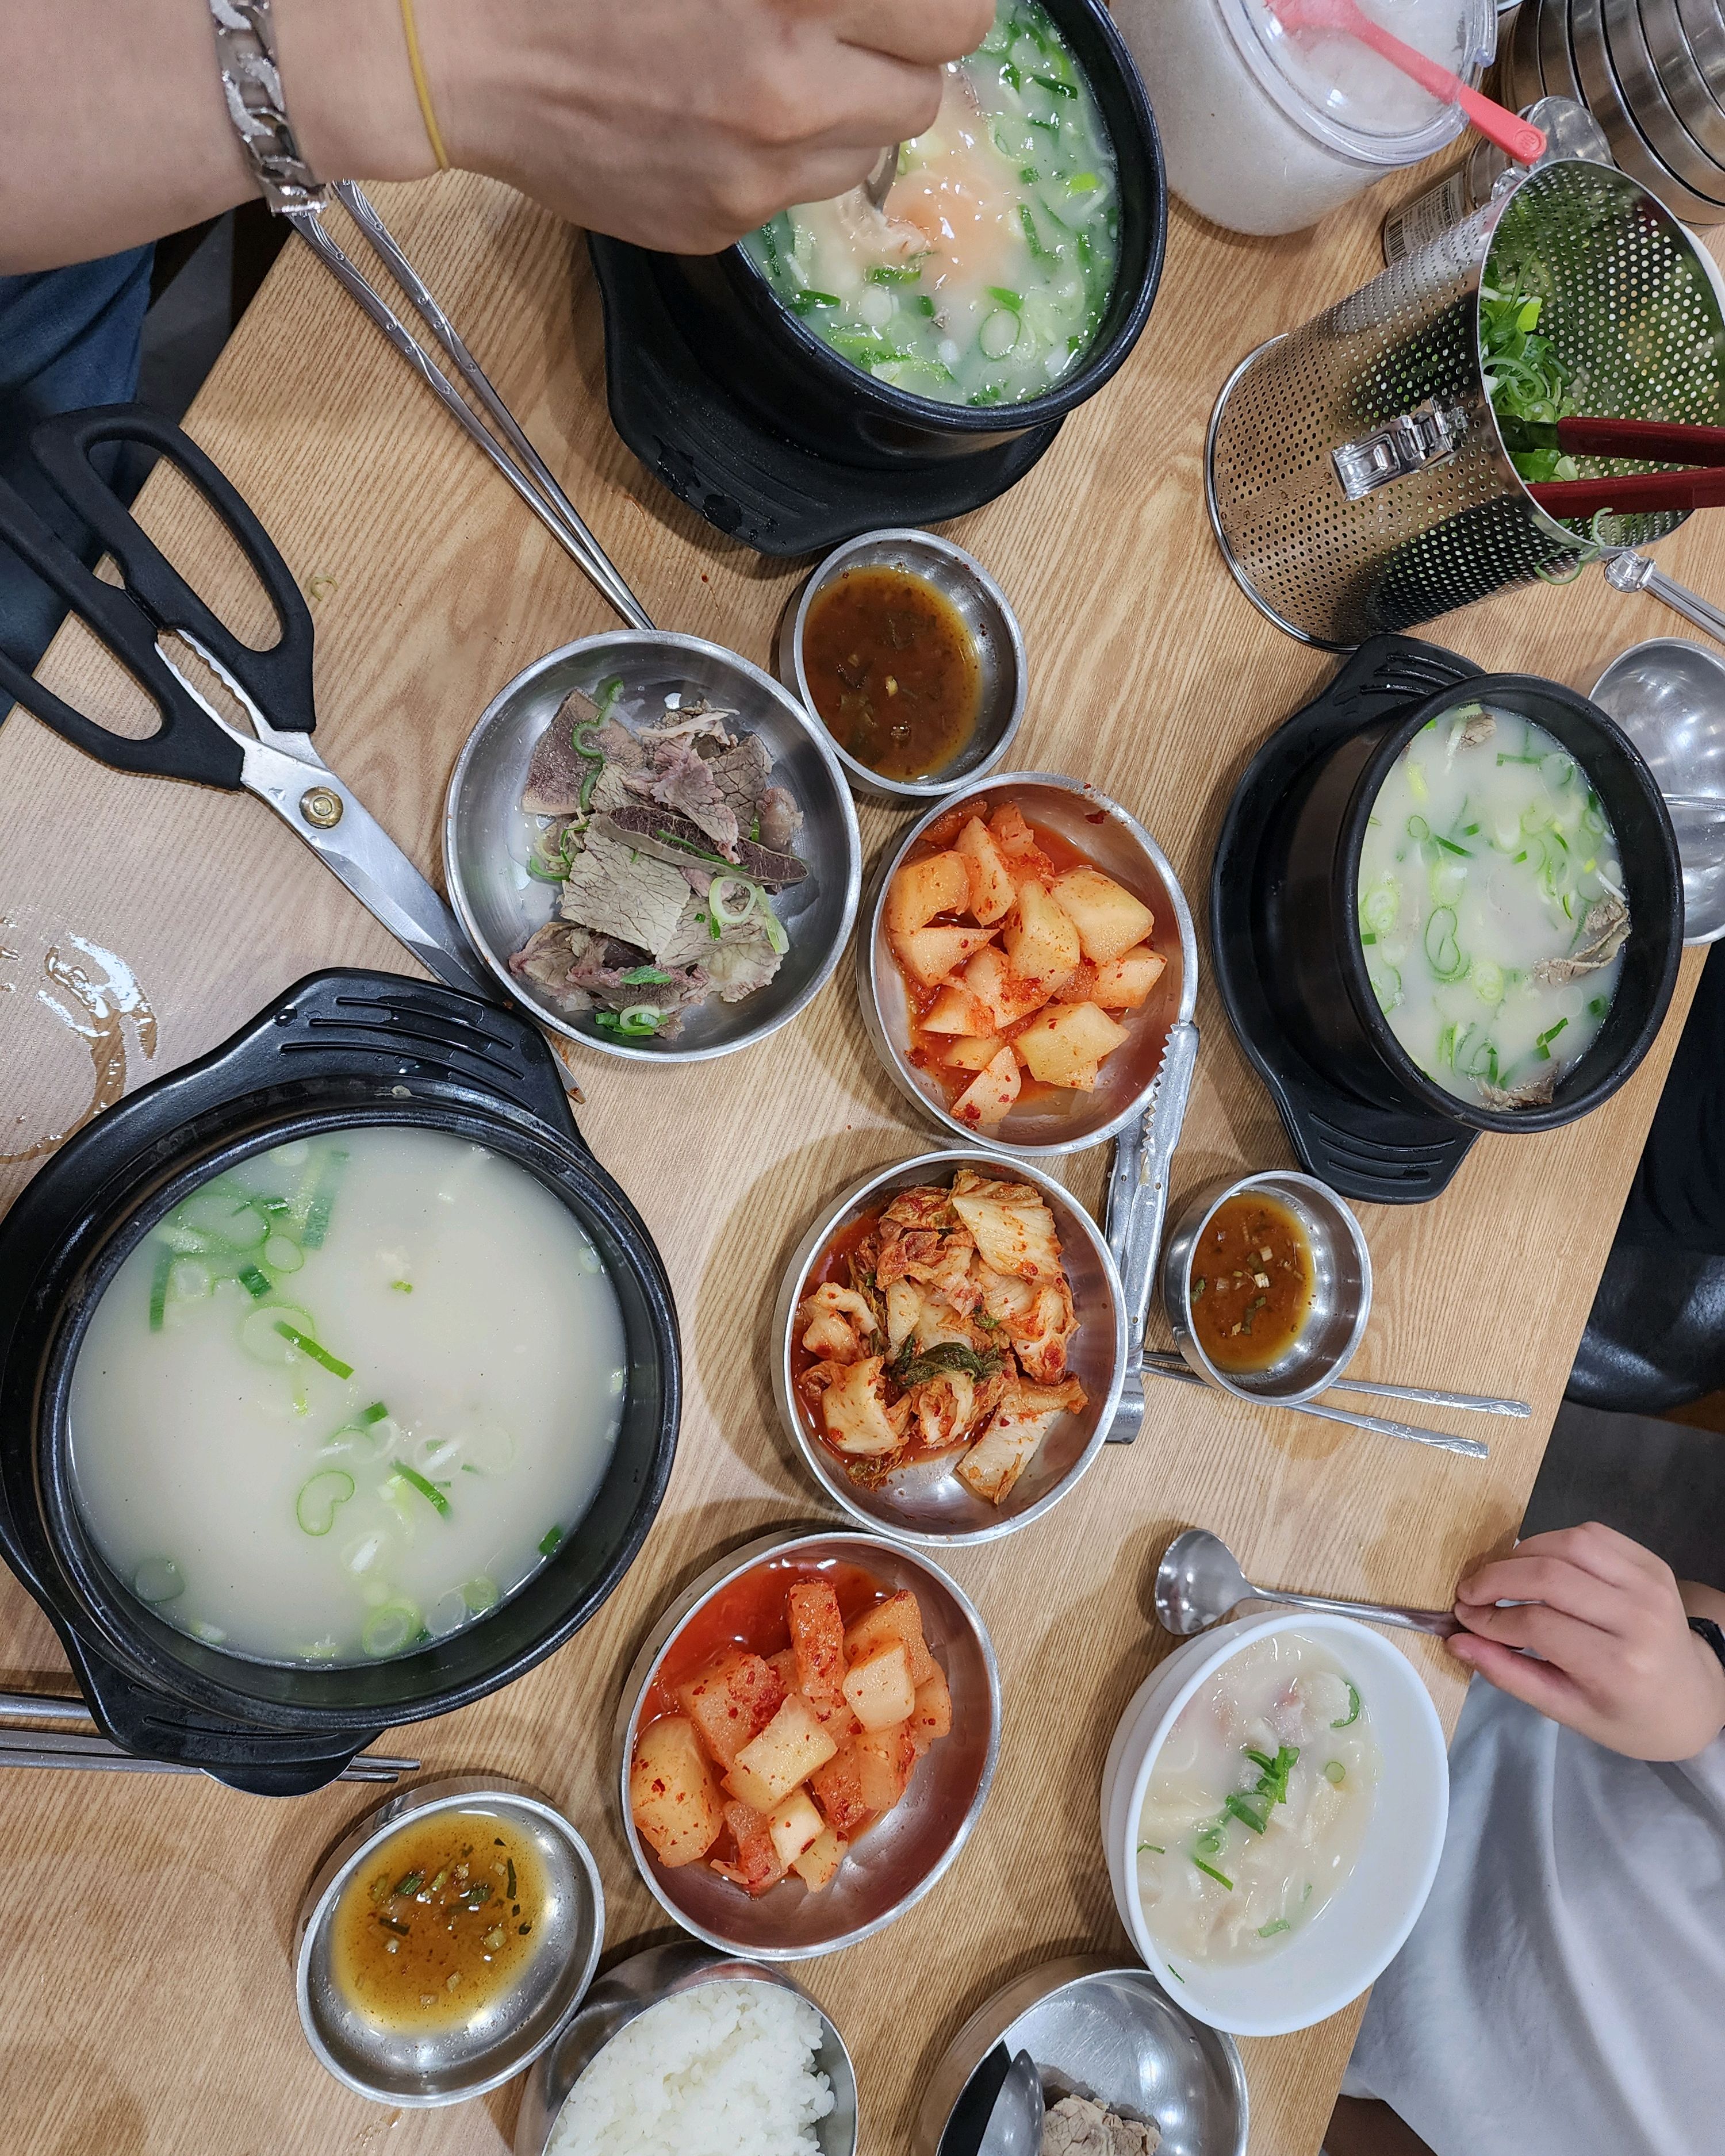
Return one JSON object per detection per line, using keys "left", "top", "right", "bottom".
{"left": 1137, "top": 1842, "right": 1165, "bottom": 1855}
{"left": 238, "top": 1264, "right": 272, "bottom": 1298}
{"left": 1257, "top": 1918, "right": 1291, "bottom": 1938}
{"left": 1225, "top": 1793, "right": 1268, "bottom": 1835}
{"left": 1193, "top": 1858, "right": 1234, "bottom": 1890}
{"left": 539, "top": 1524, "right": 565, "bottom": 1557}
{"left": 1332, "top": 1682, "right": 1362, "bottom": 1729}
{"left": 148, "top": 1244, "right": 173, "bottom": 1332}
{"left": 506, "top": 1858, "right": 517, "bottom": 1900}
{"left": 392, "top": 1461, "right": 450, "bottom": 1517}
{"left": 273, "top": 1321, "right": 352, "bottom": 1378}
{"left": 301, "top": 1148, "right": 350, "bottom": 1250}
{"left": 390, "top": 1279, "right": 412, "bottom": 1294}
{"left": 392, "top": 1871, "right": 424, "bottom": 1898}
{"left": 358, "top": 1402, "right": 389, "bottom": 1425}
{"left": 1324, "top": 1760, "right": 1346, "bottom": 1785}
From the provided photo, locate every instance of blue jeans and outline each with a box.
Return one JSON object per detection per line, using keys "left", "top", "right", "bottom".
{"left": 0, "top": 245, "right": 154, "bottom": 678}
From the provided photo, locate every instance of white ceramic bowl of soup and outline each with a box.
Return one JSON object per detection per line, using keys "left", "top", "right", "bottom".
{"left": 1100, "top": 1612, "right": 1448, "bottom": 2036}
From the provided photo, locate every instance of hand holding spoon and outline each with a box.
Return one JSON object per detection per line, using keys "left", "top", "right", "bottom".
{"left": 1156, "top": 1529, "right": 1460, "bottom": 1639}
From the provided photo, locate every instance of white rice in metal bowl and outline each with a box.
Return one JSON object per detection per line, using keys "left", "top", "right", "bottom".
{"left": 547, "top": 1978, "right": 837, "bottom": 2156}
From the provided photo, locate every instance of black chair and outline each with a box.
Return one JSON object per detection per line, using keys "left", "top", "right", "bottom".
{"left": 1567, "top": 942, "right": 1725, "bottom": 1415}
{"left": 1566, "top": 1243, "right": 1725, "bottom": 1413}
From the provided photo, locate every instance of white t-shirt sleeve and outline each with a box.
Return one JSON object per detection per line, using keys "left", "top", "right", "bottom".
{"left": 1344, "top": 1678, "right": 1725, "bottom": 2156}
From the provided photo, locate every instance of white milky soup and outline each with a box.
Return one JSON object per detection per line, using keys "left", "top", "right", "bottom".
{"left": 741, "top": 0, "right": 1119, "bottom": 407}
{"left": 1355, "top": 708, "right": 1628, "bottom": 1108}
{"left": 70, "top": 1127, "right": 627, "bottom": 1664}
{"left": 1136, "top": 1633, "right": 1379, "bottom": 1965}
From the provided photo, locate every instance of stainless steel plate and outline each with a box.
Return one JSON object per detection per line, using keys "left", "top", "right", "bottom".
{"left": 1639, "top": 0, "right": 1725, "bottom": 145}
{"left": 776, "top": 528, "right": 1028, "bottom": 803}
{"left": 444, "top": 631, "right": 862, "bottom": 1062}
{"left": 295, "top": 1775, "right": 604, "bottom": 2105}
{"left": 913, "top": 1956, "right": 1248, "bottom": 2156}
{"left": 1538, "top": 0, "right": 1586, "bottom": 106}
{"left": 514, "top": 1942, "right": 858, "bottom": 2156}
{"left": 1677, "top": 0, "right": 1725, "bottom": 112}
{"left": 1603, "top": 0, "right": 1725, "bottom": 187}
{"left": 1591, "top": 636, "right": 1725, "bottom": 938}
{"left": 772, "top": 1148, "right": 1128, "bottom": 1543}
{"left": 1505, "top": 0, "right": 1549, "bottom": 102}
{"left": 1572, "top": 0, "right": 1725, "bottom": 217}
{"left": 858, "top": 772, "right": 1199, "bottom": 1158}
{"left": 615, "top": 1528, "right": 999, "bottom": 1958}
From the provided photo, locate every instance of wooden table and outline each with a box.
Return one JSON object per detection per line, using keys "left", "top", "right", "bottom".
{"left": 1, "top": 166, "right": 1717, "bottom": 2156}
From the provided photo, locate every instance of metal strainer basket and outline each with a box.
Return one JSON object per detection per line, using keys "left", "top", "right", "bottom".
{"left": 1207, "top": 159, "right": 1725, "bottom": 648}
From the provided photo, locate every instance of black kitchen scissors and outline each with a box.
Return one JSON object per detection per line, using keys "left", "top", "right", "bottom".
{"left": 0, "top": 404, "right": 493, "bottom": 996}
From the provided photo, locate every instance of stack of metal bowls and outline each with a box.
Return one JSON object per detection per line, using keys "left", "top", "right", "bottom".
{"left": 1502, "top": 0, "right": 1725, "bottom": 223}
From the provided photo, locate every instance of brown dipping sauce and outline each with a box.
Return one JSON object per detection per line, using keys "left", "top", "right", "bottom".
{"left": 802, "top": 565, "right": 982, "bottom": 781}
{"left": 1189, "top": 1194, "right": 1314, "bottom": 1374}
{"left": 329, "top": 1810, "right": 545, "bottom": 2032}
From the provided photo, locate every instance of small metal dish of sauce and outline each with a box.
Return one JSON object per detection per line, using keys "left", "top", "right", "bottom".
{"left": 296, "top": 1774, "right": 604, "bottom": 2105}
{"left": 778, "top": 530, "right": 1026, "bottom": 803}
{"left": 1160, "top": 1172, "right": 1371, "bottom": 1409}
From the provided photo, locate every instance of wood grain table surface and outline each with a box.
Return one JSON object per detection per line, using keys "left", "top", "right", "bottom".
{"left": 0, "top": 164, "right": 1718, "bottom": 2156}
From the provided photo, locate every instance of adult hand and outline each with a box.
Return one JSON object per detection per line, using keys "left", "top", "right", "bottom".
{"left": 411, "top": 0, "right": 999, "bottom": 253}
{"left": 1449, "top": 1522, "right": 1725, "bottom": 1760}
{"left": 3, "top": 0, "right": 994, "bottom": 276}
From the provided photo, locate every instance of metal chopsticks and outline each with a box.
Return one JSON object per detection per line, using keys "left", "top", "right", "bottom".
{"left": 1142, "top": 1350, "right": 1528, "bottom": 1418}
{"left": 0, "top": 1691, "right": 418, "bottom": 1782}
{"left": 1140, "top": 1356, "right": 1490, "bottom": 1460}
{"left": 283, "top": 182, "right": 652, "bottom": 633}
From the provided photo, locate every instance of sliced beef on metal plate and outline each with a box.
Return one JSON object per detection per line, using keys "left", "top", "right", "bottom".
{"left": 557, "top": 823, "right": 692, "bottom": 961}
{"left": 521, "top": 688, "right": 603, "bottom": 815}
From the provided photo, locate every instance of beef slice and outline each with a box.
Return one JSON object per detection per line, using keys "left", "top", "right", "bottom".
{"left": 707, "top": 733, "right": 774, "bottom": 824}
{"left": 558, "top": 824, "right": 692, "bottom": 963}
{"left": 507, "top": 920, "right": 594, "bottom": 1011}
{"left": 521, "top": 689, "right": 603, "bottom": 815}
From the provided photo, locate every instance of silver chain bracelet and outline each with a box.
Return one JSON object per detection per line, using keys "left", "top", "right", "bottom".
{"left": 207, "top": 0, "right": 328, "bottom": 216}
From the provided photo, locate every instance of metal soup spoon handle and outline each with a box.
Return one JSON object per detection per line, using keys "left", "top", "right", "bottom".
{"left": 1155, "top": 1528, "right": 1460, "bottom": 1638}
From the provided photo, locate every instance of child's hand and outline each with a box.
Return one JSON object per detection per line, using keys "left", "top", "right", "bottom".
{"left": 1450, "top": 1522, "right": 1725, "bottom": 1760}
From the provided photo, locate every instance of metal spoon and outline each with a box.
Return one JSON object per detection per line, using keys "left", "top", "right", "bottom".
{"left": 864, "top": 145, "right": 900, "bottom": 210}
{"left": 1603, "top": 548, "right": 1725, "bottom": 648}
{"left": 1155, "top": 1528, "right": 1460, "bottom": 1639}
{"left": 978, "top": 2050, "right": 1045, "bottom": 2156}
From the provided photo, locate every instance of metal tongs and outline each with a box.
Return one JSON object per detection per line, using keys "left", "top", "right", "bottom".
{"left": 282, "top": 182, "right": 652, "bottom": 631}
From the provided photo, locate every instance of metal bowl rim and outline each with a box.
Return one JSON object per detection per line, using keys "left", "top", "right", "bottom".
{"left": 1598, "top": 0, "right": 1725, "bottom": 194}
{"left": 859, "top": 770, "right": 1199, "bottom": 1158}
{"left": 1160, "top": 1171, "right": 1373, "bottom": 1406}
{"left": 771, "top": 1146, "right": 1130, "bottom": 1544}
{"left": 783, "top": 528, "right": 1029, "bottom": 801}
{"left": 443, "top": 629, "right": 863, "bottom": 1063}
{"left": 293, "top": 1773, "right": 605, "bottom": 2107}
{"left": 1589, "top": 636, "right": 1725, "bottom": 945}
{"left": 913, "top": 1952, "right": 1249, "bottom": 2156}
{"left": 512, "top": 1942, "right": 860, "bottom": 2156}
{"left": 614, "top": 1525, "right": 1002, "bottom": 1958}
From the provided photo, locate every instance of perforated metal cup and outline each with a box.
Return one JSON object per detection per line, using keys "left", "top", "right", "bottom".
{"left": 1206, "top": 159, "right": 1725, "bottom": 647}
